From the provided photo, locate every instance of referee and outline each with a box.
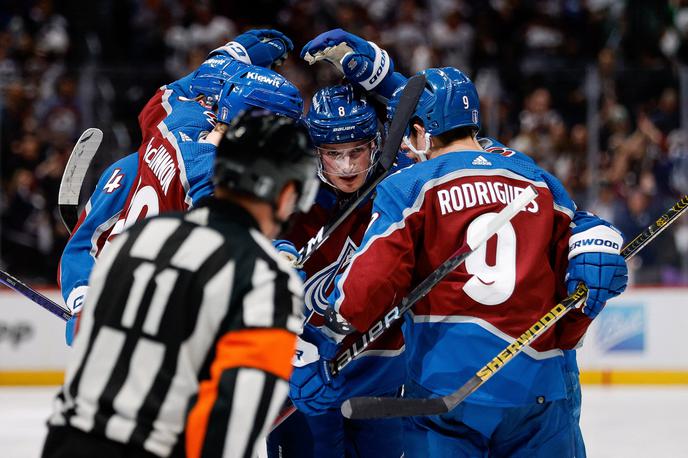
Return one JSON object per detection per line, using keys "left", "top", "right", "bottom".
{"left": 42, "top": 111, "right": 319, "bottom": 458}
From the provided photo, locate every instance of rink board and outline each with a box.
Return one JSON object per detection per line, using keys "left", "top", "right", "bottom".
{"left": 1, "top": 288, "right": 688, "bottom": 385}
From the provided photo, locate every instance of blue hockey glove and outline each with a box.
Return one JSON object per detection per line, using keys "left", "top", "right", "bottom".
{"left": 566, "top": 214, "right": 628, "bottom": 319}
{"left": 301, "top": 29, "right": 400, "bottom": 95}
{"left": 272, "top": 239, "right": 307, "bottom": 281}
{"left": 567, "top": 253, "right": 628, "bottom": 318}
{"left": 289, "top": 324, "right": 345, "bottom": 415}
{"left": 217, "top": 29, "right": 293, "bottom": 68}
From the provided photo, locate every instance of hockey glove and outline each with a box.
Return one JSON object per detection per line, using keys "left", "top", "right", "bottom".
{"left": 65, "top": 285, "right": 88, "bottom": 346}
{"left": 289, "top": 324, "right": 345, "bottom": 415}
{"left": 301, "top": 29, "right": 402, "bottom": 97}
{"left": 566, "top": 214, "right": 628, "bottom": 319}
{"left": 272, "top": 239, "right": 307, "bottom": 281}
{"left": 215, "top": 29, "right": 293, "bottom": 68}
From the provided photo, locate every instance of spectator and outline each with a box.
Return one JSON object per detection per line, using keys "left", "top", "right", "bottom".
{"left": 0, "top": 0, "right": 685, "bottom": 286}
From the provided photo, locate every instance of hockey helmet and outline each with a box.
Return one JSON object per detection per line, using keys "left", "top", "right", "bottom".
{"left": 306, "top": 84, "right": 378, "bottom": 145}
{"left": 388, "top": 67, "right": 480, "bottom": 136}
{"left": 216, "top": 66, "right": 304, "bottom": 124}
{"left": 214, "top": 109, "right": 319, "bottom": 212}
{"left": 189, "top": 54, "right": 247, "bottom": 103}
{"left": 305, "top": 84, "right": 381, "bottom": 186}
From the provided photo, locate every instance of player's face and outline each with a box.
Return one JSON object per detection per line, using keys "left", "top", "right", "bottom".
{"left": 317, "top": 138, "right": 375, "bottom": 193}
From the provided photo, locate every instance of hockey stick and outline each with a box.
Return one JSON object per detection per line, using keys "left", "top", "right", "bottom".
{"left": 331, "top": 186, "right": 539, "bottom": 377}
{"left": 294, "top": 75, "right": 426, "bottom": 268}
{"left": 266, "top": 75, "right": 427, "bottom": 441}
{"left": 342, "top": 194, "right": 688, "bottom": 419}
{"left": 0, "top": 270, "right": 72, "bottom": 321}
{"left": 59, "top": 128, "right": 103, "bottom": 233}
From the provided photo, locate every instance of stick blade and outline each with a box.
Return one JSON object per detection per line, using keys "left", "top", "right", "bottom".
{"left": 59, "top": 128, "right": 103, "bottom": 232}
{"left": 341, "top": 395, "right": 449, "bottom": 420}
{"left": 59, "top": 128, "right": 103, "bottom": 206}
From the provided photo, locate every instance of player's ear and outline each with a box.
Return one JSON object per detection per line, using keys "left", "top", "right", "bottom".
{"left": 411, "top": 122, "right": 425, "bottom": 138}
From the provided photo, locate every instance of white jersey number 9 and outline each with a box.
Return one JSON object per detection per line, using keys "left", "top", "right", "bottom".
{"left": 463, "top": 213, "right": 516, "bottom": 305}
{"left": 462, "top": 95, "right": 470, "bottom": 109}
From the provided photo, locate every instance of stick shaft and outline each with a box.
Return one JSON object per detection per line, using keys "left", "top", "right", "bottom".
{"left": 295, "top": 75, "right": 427, "bottom": 268}
{"left": 0, "top": 270, "right": 71, "bottom": 321}
{"left": 343, "top": 194, "right": 688, "bottom": 419}
{"left": 332, "top": 186, "right": 538, "bottom": 375}
{"left": 449, "top": 195, "right": 688, "bottom": 404}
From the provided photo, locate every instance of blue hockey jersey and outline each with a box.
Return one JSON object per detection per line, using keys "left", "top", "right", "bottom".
{"left": 332, "top": 149, "right": 581, "bottom": 407}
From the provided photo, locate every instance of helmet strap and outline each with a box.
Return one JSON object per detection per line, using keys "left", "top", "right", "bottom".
{"left": 403, "top": 132, "right": 432, "bottom": 161}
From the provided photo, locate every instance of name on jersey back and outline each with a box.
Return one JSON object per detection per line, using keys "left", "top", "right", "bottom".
{"left": 437, "top": 181, "right": 539, "bottom": 216}
{"left": 143, "top": 138, "right": 176, "bottom": 195}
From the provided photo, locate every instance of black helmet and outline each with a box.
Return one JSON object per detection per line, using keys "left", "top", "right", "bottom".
{"left": 214, "top": 109, "right": 319, "bottom": 212}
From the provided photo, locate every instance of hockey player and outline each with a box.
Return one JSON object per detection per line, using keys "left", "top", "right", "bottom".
{"left": 42, "top": 110, "right": 319, "bottom": 458}
{"left": 137, "top": 29, "right": 294, "bottom": 143}
{"left": 59, "top": 41, "right": 301, "bottom": 343}
{"left": 58, "top": 29, "right": 293, "bottom": 318}
{"left": 268, "top": 84, "right": 405, "bottom": 457}
{"left": 311, "top": 68, "right": 627, "bottom": 456}
{"left": 301, "top": 29, "right": 627, "bottom": 456}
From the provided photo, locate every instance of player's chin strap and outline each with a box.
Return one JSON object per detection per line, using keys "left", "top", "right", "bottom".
{"left": 402, "top": 132, "right": 432, "bottom": 162}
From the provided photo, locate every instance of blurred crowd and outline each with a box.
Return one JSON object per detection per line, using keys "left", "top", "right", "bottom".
{"left": 1, "top": 0, "right": 687, "bottom": 284}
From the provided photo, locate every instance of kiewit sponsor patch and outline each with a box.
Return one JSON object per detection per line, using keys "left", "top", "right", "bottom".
{"left": 245, "top": 71, "right": 281, "bottom": 87}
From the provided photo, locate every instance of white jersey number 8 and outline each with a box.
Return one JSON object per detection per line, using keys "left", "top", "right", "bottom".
{"left": 463, "top": 212, "right": 517, "bottom": 305}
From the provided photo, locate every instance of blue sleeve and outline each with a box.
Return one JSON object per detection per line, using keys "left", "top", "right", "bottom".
{"left": 540, "top": 169, "right": 576, "bottom": 215}
{"left": 180, "top": 141, "right": 217, "bottom": 206}
{"left": 166, "top": 71, "right": 196, "bottom": 99}
{"left": 59, "top": 153, "right": 138, "bottom": 303}
{"left": 375, "top": 71, "right": 408, "bottom": 102}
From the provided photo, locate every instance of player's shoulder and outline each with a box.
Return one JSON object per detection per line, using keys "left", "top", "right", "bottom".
{"left": 99, "top": 152, "right": 138, "bottom": 180}
{"left": 91, "top": 152, "right": 139, "bottom": 198}
{"left": 164, "top": 99, "right": 216, "bottom": 135}
{"left": 478, "top": 136, "right": 536, "bottom": 165}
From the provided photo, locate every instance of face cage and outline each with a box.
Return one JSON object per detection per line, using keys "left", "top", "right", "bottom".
{"left": 316, "top": 132, "right": 381, "bottom": 187}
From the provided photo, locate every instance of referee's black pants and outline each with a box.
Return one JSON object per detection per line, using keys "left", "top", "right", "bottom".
{"left": 42, "top": 425, "right": 184, "bottom": 458}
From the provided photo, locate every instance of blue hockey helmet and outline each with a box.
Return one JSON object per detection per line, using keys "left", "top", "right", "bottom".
{"left": 216, "top": 66, "right": 304, "bottom": 124}
{"left": 306, "top": 84, "right": 378, "bottom": 146}
{"left": 189, "top": 54, "right": 247, "bottom": 103}
{"left": 306, "top": 85, "right": 381, "bottom": 189}
{"left": 388, "top": 67, "right": 480, "bottom": 136}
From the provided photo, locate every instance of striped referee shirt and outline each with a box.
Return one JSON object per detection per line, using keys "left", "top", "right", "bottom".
{"left": 48, "top": 198, "right": 304, "bottom": 458}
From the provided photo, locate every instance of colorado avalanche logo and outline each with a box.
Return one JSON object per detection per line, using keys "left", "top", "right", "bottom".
{"left": 304, "top": 237, "right": 358, "bottom": 315}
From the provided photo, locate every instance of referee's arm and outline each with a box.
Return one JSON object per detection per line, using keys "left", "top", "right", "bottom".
{"left": 185, "top": 328, "right": 297, "bottom": 458}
